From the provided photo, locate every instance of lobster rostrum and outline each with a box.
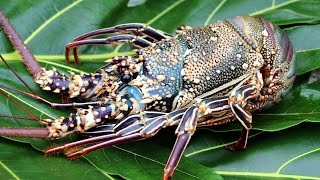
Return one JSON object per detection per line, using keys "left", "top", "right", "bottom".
{"left": 0, "top": 11, "right": 295, "bottom": 180}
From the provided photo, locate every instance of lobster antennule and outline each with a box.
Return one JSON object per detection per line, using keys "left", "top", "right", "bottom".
{"left": 0, "top": 127, "right": 50, "bottom": 138}
{"left": 0, "top": 11, "right": 41, "bottom": 78}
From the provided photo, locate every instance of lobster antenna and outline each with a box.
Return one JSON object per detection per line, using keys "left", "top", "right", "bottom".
{"left": 0, "top": 84, "right": 54, "bottom": 106}
{"left": 0, "top": 115, "right": 38, "bottom": 121}
{"left": 0, "top": 11, "right": 41, "bottom": 77}
{"left": 0, "top": 127, "right": 50, "bottom": 138}
{"left": 0, "top": 88, "right": 39, "bottom": 121}
{"left": 0, "top": 54, "right": 37, "bottom": 95}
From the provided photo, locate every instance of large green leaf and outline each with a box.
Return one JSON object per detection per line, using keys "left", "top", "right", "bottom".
{"left": 0, "top": 0, "right": 320, "bottom": 179}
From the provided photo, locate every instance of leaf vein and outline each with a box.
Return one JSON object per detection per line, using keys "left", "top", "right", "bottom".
{"left": 24, "top": 0, "right": 83, "bottom": 45}
{"left": 185, "top": 132, "right": 263, "bottom": 157}
{"left": 146, "top": 0, "right": 185, "bottom": 25}
{"left": 204, "top": 0, "right": 227, "bottom": 25}
{"left": 276, "top": 147, "right": 320, "bottom": 173}
{"left": 0, "top": 160, "right": 20, "bottom": 180}
{"left": 249, "top": 0, "right": 300, "bottom": 16}
{"left": 113, "top": 146, "right": 203, "bottom": 179}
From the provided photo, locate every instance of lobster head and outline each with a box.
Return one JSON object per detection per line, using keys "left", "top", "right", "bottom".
{"left": 227, "top": 16, "right": 296, "bottom": 108}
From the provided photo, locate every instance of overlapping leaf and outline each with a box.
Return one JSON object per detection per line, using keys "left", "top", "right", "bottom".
{"left": 0, "top": 0, "right": 320, "bottom": 179}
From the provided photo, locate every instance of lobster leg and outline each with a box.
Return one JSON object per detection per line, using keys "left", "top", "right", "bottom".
{"left": 1, "top": 52, "right": 107, "bottom": 107}
{"left": 73, "top": 23, "right": 168, "bottom": 42}
{"left": 163, "top": 106, "right": 199, "bottom": 180}
{"left": 66, "top": 34, "right": 152, "bottom": 64}
{"left": 44, "top": 111, "right": 167, "bottom": 154}
{"left": 0, "top": 11, "right": 132, "bottom": 103}
{"left": 227, "top": 72, "right": 264, "bottom": 151}
{"left": 101, "top": 55, "right": 144, "bottom": 84}
{"left": 60, "top": 108, "right": 187, "bottom": 158}
{"left": 0, "top": 82, "right": 106, "bottom": 108}
{"left": 163, "top": 89, "right": 262, "bottom": 179}
{"left": 0, "top": 90, "right": 138, "bottom": 139}
{"left": 70, "top": 23, "right": 169, "bottom": 64}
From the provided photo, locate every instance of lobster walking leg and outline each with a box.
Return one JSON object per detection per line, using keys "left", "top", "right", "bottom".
{"left": 0, "top": 54, "right": 105, "bottom": 108}
{"left": 163, "top": 83, "right": 265, "bottom": 179}
{"left": 227, "top": 72, "right": 264, "bottom": 150}
{"left": 73, "top": 23, "right": 168, "bottom": 42}
{"left": 163, "top": 96, "right": 231, "bottom": 179}
{"left": 0, "top": 93, "right": 137, "bottom": 138}
{"left": 102, "top": 55, "right": 144, "bottom": 84}
{"left": 57, "top": 109, "right": 187, "bottom": 158}
{"left": 66, "top": 34, "right": 152, "bottom": 64}
{"left": 44, "top": 111, "right": 166, "bottom": 154}
{"left": 164, "top": 106, "right": 198, "bottom": 180}
{"left": 69, "top": 23, "right": 169, "bottom": 64}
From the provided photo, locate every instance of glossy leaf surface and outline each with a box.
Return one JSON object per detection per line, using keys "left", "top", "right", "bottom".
{"left": 0, "top": 1, "right": 319, "bottom": 179}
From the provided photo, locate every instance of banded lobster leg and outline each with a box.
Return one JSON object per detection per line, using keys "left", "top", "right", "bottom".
{"left": 164, "top": 76, "right": 263, "bottom": 179}
{"left": 44, "top": 110, "right": 173, "bottom": 154}
{"left": 37, "top": 34, "right": 151, "bottom": 99}
{"left": 226, "top": 71, "right": 264, "bottom": 151}
{"left": 0, "top": 11, "right": 145, "bottom": 138}
{"left": 0, "top": 54, "right": 106, "bottom": 108}
{"left": 0, "top": 86, "right": 142, "bottom": 139}
{"left": 66, "top": 23, "right": 170, "bottom": 64}
{"left": 0, "top": 11, "right": 141, "bottom": 101}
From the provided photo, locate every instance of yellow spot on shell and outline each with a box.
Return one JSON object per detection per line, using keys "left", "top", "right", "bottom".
{"left": 242, "top": 63, "right": 249, "bottom": 69}
{"left": 43, "top": 86, "right": 51, "bottom": 91}
{"left": 193, "top": 78, "right": 200, "bottom": 84}
{"left": 262, "top": 29, "right": 268, "bottom": 37}
{"left": 53, "top": 88, "right": 60, "bottom": 93}
{"left": 156, "top": 75, "right": 166, "bottom": 82}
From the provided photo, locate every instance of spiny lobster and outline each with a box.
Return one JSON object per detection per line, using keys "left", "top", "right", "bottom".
{"left": 0, "top": 11, "right": 295, "bottom": 180}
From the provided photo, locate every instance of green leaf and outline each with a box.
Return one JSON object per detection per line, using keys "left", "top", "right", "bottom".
{"left": 0, "top": 0, "right": 320, "bottom": 180}
{"left": 253, "top": 76, "right": 320, "bottom": 131}
{"left": 185, "top": 123, "right": 320, "bottom": 180}
{"left": 0, "top": 138, "right": 109, "bottom": 180}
